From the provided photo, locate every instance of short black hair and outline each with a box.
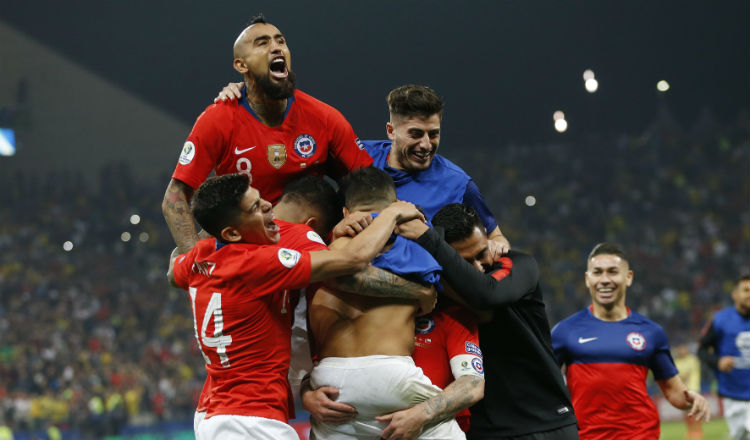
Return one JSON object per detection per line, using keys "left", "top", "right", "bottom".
{"left": 248, "top": 13, "right": 268, "bottom": 25}
{"left": 432, "top": 203, "right": 483, "bottom": 244}
{"left": 587, "top": 242, "right": 630, "bottom": 266}
{"left": 191, "top": 173, "right": 250, "bottom": 240}
{"left": 339, "top": 166, "right": 396, "bottom": 211}
{"left": 388, "top": 85, "right": 443, "bottom": 120}
{"left": 280, "top": 175, "right": 342, "bottom": 235}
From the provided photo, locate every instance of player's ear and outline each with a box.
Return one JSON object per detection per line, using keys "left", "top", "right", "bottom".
{"left": 233, "top": 58, "right": 248, "bottom": 75}
{"left": 220, "top": 226, "right": 243, "bottom": 243}
{"left": 386, "top": 122, "right": 395, "bottom": 140}
{"left": 305, "top": 217, "right": 318, "bottom": 231}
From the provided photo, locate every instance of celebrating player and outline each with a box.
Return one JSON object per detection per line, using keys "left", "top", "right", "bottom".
{"left": 551, "top": 242, "right": 710, "bottom": 440}
{"left": 167, "top": 173, "right": 423, "bottom": 439}
{"left": 163, "top": 14, "right": 372, "bottom": 254}
{"left": 698, "top": 274, "right": 750, "bottom": 440}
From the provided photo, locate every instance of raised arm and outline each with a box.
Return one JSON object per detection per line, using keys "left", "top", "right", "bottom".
{"left": 162, "top": 178, "right": 200, "bottom": 254}
{"left": 411, "top": 226, "right": 538, "bottom": 309}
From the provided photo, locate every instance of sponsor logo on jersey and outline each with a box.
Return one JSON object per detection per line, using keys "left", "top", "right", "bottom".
{"left": 293, "top": 134, "right": 316, "bottom": 158}
{"left": 179, "top": 141, "right": 196, "bottom": 165}
{"left": 465, "top": 342, "right": 482, "bottom": 357}
{"left": 277, "top": 248, "right": 301, "bottom": 268}
{"left": 626, "top": 331, "right": 646, "bottom": 351}
{"left": 306, "top": 230, "right": 326, "bottom": 245}
{"left": 578, "top": 336, "right": 598, "bottom": 344}
{"left": 556, "top": 406, "right": 570, "bottom": 415}
{"left": 471, "top": 358, "right": 484, "bottom": 374}
{"left": 415, "top": 316, "right": 435, "bottom": 334}
{"left": 234, "top": 145, "right": 256, "bottom": 154}
{"left": 355, "top": 138, "right": 365, "bottom": 150}
{"left": 267, "top": 144, "right": 287, "bottom": 169}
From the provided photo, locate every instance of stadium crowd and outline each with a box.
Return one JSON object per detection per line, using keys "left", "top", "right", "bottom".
{"left": 0, "top": 109, "right": 747, "bottom": 437}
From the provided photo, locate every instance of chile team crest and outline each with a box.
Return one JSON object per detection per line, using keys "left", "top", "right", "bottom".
{"left": 267, "top": 144, "right": 287, "bottom": 169}
{"left": 415, "top": 316, "right": 435, "bottom": 334}
{"left": 626, "top": 331, "right": 647, "bottom": 351}
{"left": 294, "top": 134, "right": 316, "bottom": 158}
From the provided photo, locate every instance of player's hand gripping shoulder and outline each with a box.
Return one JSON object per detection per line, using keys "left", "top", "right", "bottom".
{"left": 487, "top": 233, "right": 511, "bottom": 260}
{"left": 382, "top": 200, "right": 426, "bottom": 224}
{"left": 213, "top": 82, "right": 244, "bottom": 103}
{"left": 331, "top": 211, "right": 373, "bottom": 240}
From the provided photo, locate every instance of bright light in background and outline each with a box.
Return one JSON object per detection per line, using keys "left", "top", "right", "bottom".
{"left": 656, "top": 80, "right": 670, "bottom": 92}
{"left": 525, "top": 195, "right": 537, "bottom": 207}
{"left": 585, "top": 78, "right": 599, "bottom": 93}
{"left": 63, "top": 241, "right": 74, "bottom": 251}
{"left": 582, "top": 69, "right": 595, "bottom": 81}
{"left": 139, "top": 232, "right": 150, "bottom": 243}
{"left": 554, "top": 118, "right": 568, "bottom": 133}
{"left": 553, "top": 111, "right": 565, "bottom": 121}
{"left": 121, "top": 232, "right": 131, "bottom": 242}
{"left": 130, "top": 214, "right": 141, "bottom": 225}
{"left": 0, "top": 128, "right": 16, "bottom": 156}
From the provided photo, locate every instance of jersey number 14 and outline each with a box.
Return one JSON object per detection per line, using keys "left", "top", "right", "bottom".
{"left": 189, "top": 288, "right": 233, "bottom": 367}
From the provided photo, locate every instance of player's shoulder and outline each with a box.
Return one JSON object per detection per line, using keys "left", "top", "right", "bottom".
{"left": 196, "top": 99, "right": 239, "bottom": 120}
{"left": 293, "top": 90, "right": 341, "bottom": 116}
{"left": 553, "top": 308, "right": 590, "bottom": 331}
{"left": 629, "top": 310, "right": 668, "bottom": 334}
{"left": 276, "top": 220, "right": 327, "bottom": 246}
{"left": 431, "top": 154, "right": 470, "bottom": 179}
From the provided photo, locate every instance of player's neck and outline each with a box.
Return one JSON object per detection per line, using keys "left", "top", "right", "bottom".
{"left": 246, "top": 85, "right": 287, "bottom": 127}
{"left": 591, "top": 303, "right": 629, "bottom": 322}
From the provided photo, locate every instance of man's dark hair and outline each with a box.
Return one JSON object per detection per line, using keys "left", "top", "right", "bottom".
{"left": 740, "top": 274, "right": 750, "bottom": 283}
{"left": 339, "top": 166, "right": 396, "bottom": 210}
{"left": 191, "top": 173, "right": 251, "bottom": 240}
{"left": 432, "top": 203, "right": 483, "bottom": 244}
{"left": 248, "top": 13, "right": 268, "bottom": 25}
{"left": 588, "top": 242, "right": 630, "bottom": 266}
{"left": 280, "top": 175, "right": 342, "bottom": 235}
{"left": 387, "top": 85, "right": 443, "bottom": 119}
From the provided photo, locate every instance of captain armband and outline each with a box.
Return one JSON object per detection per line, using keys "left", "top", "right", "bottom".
{"left": 450, "top": 354, "right": 485, "bottom": 380}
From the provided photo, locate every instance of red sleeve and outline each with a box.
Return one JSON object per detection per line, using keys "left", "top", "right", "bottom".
{"left": 172, "top": 249, "right": 196, "bottom": 290}
{"left": 240, "top": 246, "right": 313, "bottom": 295}
{"left": 171, "top": 103, "right": 234, "bottom": 189}
{"left": 278, "top": 223, "right": 329, "bottom": 252}
{"left": 324, "top": 107, "right": 372, "bottom": 178}
{"left": 442, "top": 306, "right": 481, "bottom": 360}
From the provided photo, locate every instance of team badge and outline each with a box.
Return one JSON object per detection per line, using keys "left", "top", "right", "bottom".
{"left": 267, "top": 144, "right": 287, "bottom": 169}
{"left": 465, "top": 342, "right": 482, "bottom": 357}
{"left": 178, "top": 141, "right": 196, "bottom": 165}
{"left": 626, "top": 331, "right": 646, "bottom": 351}
{"left": 293, "top": 134, "right": 316, "bottom": 158}
{"left": 277, "top": 248, "right": 301, "bottom": 268}
{"left": 306, "top": 231, "right": 326, "bottom": 245}
{"left": 415, "top": 316, "right": 435, "bottom": 334}
{"left": 471, "top": 358, "right": 484, "bottom": 374}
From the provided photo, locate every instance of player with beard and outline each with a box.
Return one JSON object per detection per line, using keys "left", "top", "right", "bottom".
{"left": 163, "top": 14, "right": 372, "bottom": 254}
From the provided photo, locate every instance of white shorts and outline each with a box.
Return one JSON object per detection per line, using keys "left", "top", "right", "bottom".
{"left": 194, "top": 410, "right": 206, "bottom": 434}
{"left": 310, "top": 355, "right": 465, "bottom": 440}
{"left": 289, "top": 295, "right": 314, "bottom": 401}
{"left": 723, "top": 397, "right": 750, "bottom": 440}
{"left": 196, "top": 414, "right": 300, "bottom": 440}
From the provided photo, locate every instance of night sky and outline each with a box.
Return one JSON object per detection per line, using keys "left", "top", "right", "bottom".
{"left": 2, "top": 1, "right": 747, "bottom": 147}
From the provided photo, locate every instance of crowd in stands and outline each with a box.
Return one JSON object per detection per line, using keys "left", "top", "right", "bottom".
{"left": 0, "top": 108, "right": 747, "bottom": 437}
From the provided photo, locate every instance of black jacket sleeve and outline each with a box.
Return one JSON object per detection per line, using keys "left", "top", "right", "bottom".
{"left": 416, "top": 227, "right": 540, "bottom": 309}
{"left": 697, "top": 318, "right": 719, "bottom": 370}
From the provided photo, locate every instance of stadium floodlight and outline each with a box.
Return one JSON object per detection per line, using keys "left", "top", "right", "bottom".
{"left": 0, "top": 128, "right": 16, "bottom": 156}
{"left": 585, "top": 78, "right": 599, "bottom": 93}
{"left": 130, "top": 214, "right": 141, "bottom": 225}
{"left": 525, "top": 195, "right": 537, "bottom": 207}
{"left": 63, "top": 241, "right": 74, "bottom": 251}
{"left": 583, "top": 69, "right": 595, "bottom": 81}
{"left": 554, "top": 118, "right": 568, "bottom": 133}
{"left": 139, "top": 232, "right": 150, "bottom": 243}
{"left": 553, "top": 110, "right": 565, "bottom": 121}
{"left": 121, "top": 232, "right": 132, "bottom": 242}
{"left": 656, "top": 80, "right": 670, "bottom": 92}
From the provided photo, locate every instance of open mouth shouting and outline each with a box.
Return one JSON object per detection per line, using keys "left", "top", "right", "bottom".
{"left": 269, "top": 56, "right": 289, "bottom": 80}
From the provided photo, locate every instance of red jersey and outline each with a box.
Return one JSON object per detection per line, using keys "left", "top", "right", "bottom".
{"left": 173, "top": 237, "right": 313, "bottom": 423}
{"left": 171, "top": 88, "right": 372, "bottom": 204}
{"left": 192, "top": 220, "right": 328, "bottom": 414}
{"left": 413, "top": 301, "right": 484, "bottom": 432}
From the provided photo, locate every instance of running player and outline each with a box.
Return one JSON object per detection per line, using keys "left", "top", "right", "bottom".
{"left": 163, "top": 14, "right": 372, "bottom": 254}
{"left": 551, "top": 242, "right": 710, "bottom": 440}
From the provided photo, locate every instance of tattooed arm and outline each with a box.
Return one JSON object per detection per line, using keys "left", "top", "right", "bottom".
{"left": 376, "top": 375, "right": 485, "bottom": 440}
{"left": 162, "top": 178, "right": 201, "bottom": 254}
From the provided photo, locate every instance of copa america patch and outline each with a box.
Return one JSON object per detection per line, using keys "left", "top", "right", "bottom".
{"left": 415, "top": 316, "right": 435, "bottom": 334}
{"left": 293, "top": 134, "right": 316, "bottom": 158}
{"left": 178, "top": 141, "right": 196, "bottom": 165}
{"left": 626, "top": 331, "right": 646, "bottom": 351}
{"left": 277, "top": 248, "right": 301, "bottom": 269}
{"left": 465, "top": 342, "right": 482, "bottom": 357}
{"left": 471, "top": 358, "right": 484, "bottom": 374}
{"left": 355, "top": 138, "right": 365, "bottom": 150}
{"left": 306, "top": 231, "right": 326, "bottom": 245}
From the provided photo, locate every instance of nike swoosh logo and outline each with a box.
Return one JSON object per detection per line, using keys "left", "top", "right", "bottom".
{"left": 578, "top": 337, "right": 598, "bottom": 344}
{"left": 234, "top": 146, "right": 256, "bottom": 154}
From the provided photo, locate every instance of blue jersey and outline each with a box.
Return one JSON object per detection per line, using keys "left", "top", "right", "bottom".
{"left": 551, "top": 306, "right": 678, "bottom": 440}
{"left": 363, "top": 140, "right": 498, "bottom": 233}
{"left": 703, "top": 307, "right": 750, "bottom": 400}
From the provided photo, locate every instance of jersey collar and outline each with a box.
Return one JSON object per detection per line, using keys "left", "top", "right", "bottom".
{"left": 239, "top": 84, "right": 295, "bottom": 124}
